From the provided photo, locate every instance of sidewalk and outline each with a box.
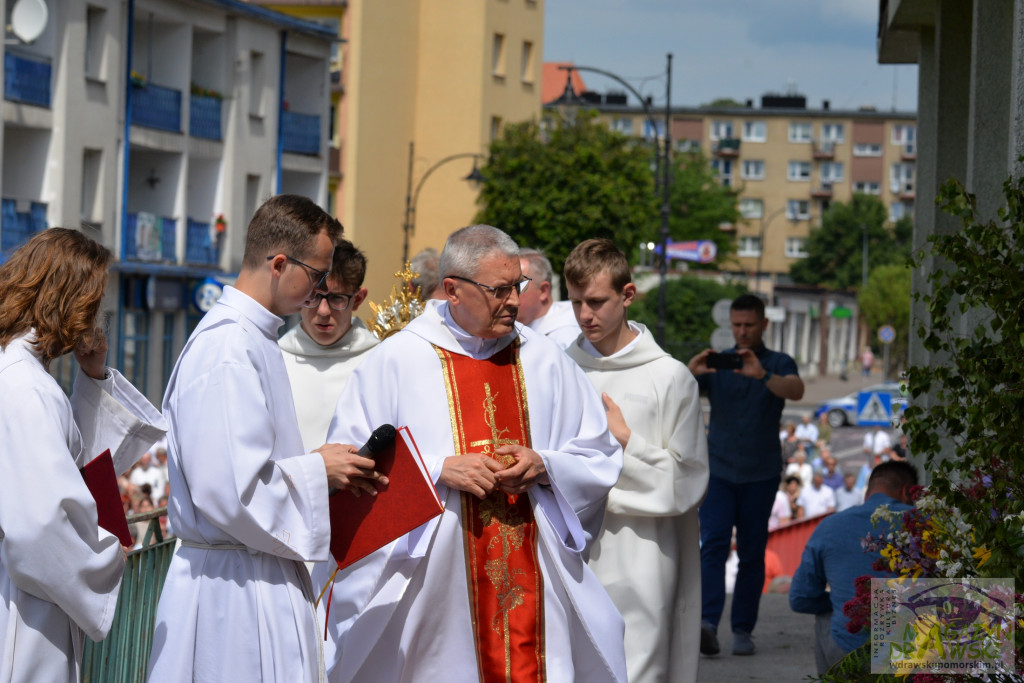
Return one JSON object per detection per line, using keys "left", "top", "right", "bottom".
{"left": 697, "top": 593, "right": 817, "bottom": 682}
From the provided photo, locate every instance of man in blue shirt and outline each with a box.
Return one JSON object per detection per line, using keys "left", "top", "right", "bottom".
{"left": 688, "top": 294, "right": 804, "bottom": 656}
{"left": 789, "top": 461, "right": 917, "bottom": 673}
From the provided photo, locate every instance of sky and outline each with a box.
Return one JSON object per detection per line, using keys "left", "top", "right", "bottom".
{"left": 543, "top": 0, "right": 919, "bottom": 113}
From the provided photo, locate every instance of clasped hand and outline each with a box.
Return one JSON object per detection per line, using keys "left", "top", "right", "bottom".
{"left": 316, "top": 443, "right": 389, "bottom": 497}
{"left": 439, "top": 445, "right": 549, "bottom": 500}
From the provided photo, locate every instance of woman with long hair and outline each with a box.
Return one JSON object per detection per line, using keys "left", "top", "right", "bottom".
{"left": 0, "top": 228, "right": 166, "bottom": 682}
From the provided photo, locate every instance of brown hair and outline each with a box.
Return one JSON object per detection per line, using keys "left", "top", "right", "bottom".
{"left": 330, "top": 238, "right": 368, "bottom": 291}
{"left": 563, "top": 238, "right": 631, "bottom": 291}
{"left": 241, "top": 194, "right": 343, "bottom": 269}
{"left": 0, "top": 228, "right": 111, "bottom": 366}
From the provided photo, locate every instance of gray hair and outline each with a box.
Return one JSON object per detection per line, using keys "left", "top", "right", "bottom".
{"left": 409, "top": 247, "right": 440, "bottom": 297}
{"left": 439, "top": 225, "right": 519, "bottom": 279}
{"left": 519, "top": 248, "right": 553, "bottom": 284}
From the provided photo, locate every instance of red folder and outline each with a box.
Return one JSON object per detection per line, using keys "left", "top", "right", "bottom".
{"left": 329, "top": 426, "right": 443, "bottom": 570}
{"left": 80, "top": 449, "right": 133, "bottom": 547}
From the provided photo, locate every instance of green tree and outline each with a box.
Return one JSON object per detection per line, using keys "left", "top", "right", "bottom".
{"left": 668, "top": 152, "right": 740, "bottom": 267}
{"left": 858, "top": 264, "right": 911, "bottom": 373}
{"left": 701, "top": 97, "right": 745, "bottom": 109}
{"left": 789, "top": 194, "right": 913, "bottom": 289}
{"left": 475, "top": 111, "right": 657, "bottom": 275}
{"left": 629, "top": 276, "right": 747, "bottom": 362}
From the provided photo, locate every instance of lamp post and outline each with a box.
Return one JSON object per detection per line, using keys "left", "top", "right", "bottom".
{"left": 402, "top": 140, "right": 485, "bottom": 264}
{"left": 553, "top": 53, "right": 673, "bottom": 346}
{"left": 754, "top": 206, "right": 788, "bottom": 295}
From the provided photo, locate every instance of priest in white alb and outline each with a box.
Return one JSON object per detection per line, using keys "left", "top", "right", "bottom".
{"left": 321, "top": 225, "right": 627, "bottom": 683}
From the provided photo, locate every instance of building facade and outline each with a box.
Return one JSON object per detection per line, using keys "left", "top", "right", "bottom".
{"left": 2, "top": 0, "right": 334, "bottom": 404}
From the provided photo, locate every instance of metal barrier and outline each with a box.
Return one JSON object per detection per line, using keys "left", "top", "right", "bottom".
{"left": 81, "top": 508, "right": 175, "bottom": 683}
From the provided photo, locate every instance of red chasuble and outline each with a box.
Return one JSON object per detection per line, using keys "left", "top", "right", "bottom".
{"left": 435, "top": 341, "right": 545, "bottom": 683}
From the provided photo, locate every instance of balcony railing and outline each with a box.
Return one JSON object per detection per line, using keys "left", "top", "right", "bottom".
{"left": 185, "top": 219, "right": 219, "bottom": 266}
{"left": 282, "top": 111, "right": 321, "bottom": 155}
{"left": 812, "top": 140, "right": 835, "bottom": 159}
{"left": 1, "top": 199, "right": 47, "bottom": 260}
{"left": 713, "top": 138, "right": 741, "bottom": 157}
{"left": 124, "top": 212, "right": 177, "bottom": 262}
{"left": 4, "top": 53, "right": 51, "bottom": 108}
{"left": 131, "top": 82, "right": 182, "bottom": 133}
{"left": 811, "top": 182, "right": 834, "bottom": 198}
{"left": 189, "top": 95, "right": 222, "bottom": 141}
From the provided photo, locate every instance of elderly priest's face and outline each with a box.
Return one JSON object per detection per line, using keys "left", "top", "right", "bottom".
{"left": 446, "top": 252, "right": 522, "bottom": 339}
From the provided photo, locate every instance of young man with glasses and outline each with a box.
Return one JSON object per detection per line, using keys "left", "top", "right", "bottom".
{"left": 149, "top": 195, "right": 387, "bottom": 681}
{"left": 279, "top": 238, "right": 378, "bottom": 451}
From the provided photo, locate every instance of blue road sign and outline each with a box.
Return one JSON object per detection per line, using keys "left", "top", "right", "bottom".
{"left": 857, "top": 391, "right": 892, "bottom": 427}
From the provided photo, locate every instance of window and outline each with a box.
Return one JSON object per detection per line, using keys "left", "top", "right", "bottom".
{"left": 742, "top": 160, "right": 765, "bottom": 180}
{"left": 737, "top": 236, "right": 762, "bottom": 257}
{"left": 711, "top": 120, "right": 733, "bottom": 141}
{"left": 85, "top": 5, "right": 107, "bottom": 81}
{"left": 890, "top": 163, "right": 914, "bottom": 193}
{"left": 611, "top": 117, "right": 634, "bottom": 135}
{"left": 675, "top": 139, "right": 700, "bottom": 153}
{"left": 889, "top": 202, "right": 911, "bottom": 222}
{"left": 785, "top": 237, "right": 809, "bottom": 258}
{"left": 118, "top": 310, "right": 149, "bottom": 394}
{"left": 161, "top": 312, "right": 176, "bottom": 392}
{"left": 787, "top": 199, "right": 811, "bottom": 220}
{"left": 854, "top": 181, "right": 881, "bottom": 195}
{"left": 81, "top": 149, "right": 102, "bottom": 224}
{"left": 520, "top": 41, "right": 534, "bottom": 83}
{"left": 853, "top": 143, "right": 883, "bottom": 157}
{"left": 891, "top": 124, "right": 916, "bottom": 146}
{"left": 739, "top": 198, "right": 764, "bottom": 219}
{"left": 249, "top": 51, "right": 265, "bottom": 117}
{"left": 490, "top": 116, "right": 502, "bottom": 141}
{"left": 644, "top": 119, "right": 665, "bottom": 140}
{"left": 820, "top": 161, "right": 844, "bottom": 183}
{"left": 492, "top": 33, "right": 506, "bottom": 77}
{"left": 789, "top": 122, "right": 812, "bottom": 143}
{"left": 742, "top": 121, "right": 766, "bottom": 142}
{"left": 711, "top": 159, "right": 733, "bottom": 187}
{"left": 788, "top": 161, "right": 811, "bottom": 181}
{"left": 821, "top": 123, "right": 845, "bottom": 143}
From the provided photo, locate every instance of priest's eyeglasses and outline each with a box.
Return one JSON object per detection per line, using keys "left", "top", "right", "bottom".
{"left": 447, "top": 275, "right": 531, "bottom": 300}
{"left": 267, "top": 254, "right": 330, "bottom": 292}
{"left": 302, "top": 292, "right": 354, "bottom": 311}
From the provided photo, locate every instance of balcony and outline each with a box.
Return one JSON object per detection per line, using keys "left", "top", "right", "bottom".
{"left": 4, "top": 53, "right": 51, "bottom": 108}
{"left": 281, "top": 111, "right": 321, "bottom": 156}
{"left": 124, "top": 212, "right": 177, "bottom": 261}
{"left": 1, "top": 199, "right": 47, "bottom": 260}
{"left": 712, "top": 138, "right": 741, "bottom": 158}
{"left": 131, "top": 82, "right": 182, "bottom": 133}
{"left": 901, "top": 143, "right": 916, "bottom": 161}
{"left": 899, "top": 182, "right": 915, "bottom": 200}
{"left": 185, "top": 219, "right": 219, "bottom": 266}
{"left": 189, "top": 95, "right": 222, "bottom": 141}
{"left": 810, "top": 182, "right": 834, "bottom": 199}
{"left": 812, "top": 140, "right": 835, "bottom": 159}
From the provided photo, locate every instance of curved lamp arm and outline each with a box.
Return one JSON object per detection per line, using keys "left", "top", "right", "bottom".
{"left": 557, "top": 64, "right": 660, "bottom": 133}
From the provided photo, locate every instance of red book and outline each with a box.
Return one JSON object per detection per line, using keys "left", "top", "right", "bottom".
{"left": 329, "top": 427, "right": 443, "bottom": 570}
{"left": 80, "top": 449, "right": 133, "bottom": 548}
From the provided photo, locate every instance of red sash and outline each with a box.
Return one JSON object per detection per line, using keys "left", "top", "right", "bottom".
{"left": 435, "top": 341, "right": 545, "bottom": 683}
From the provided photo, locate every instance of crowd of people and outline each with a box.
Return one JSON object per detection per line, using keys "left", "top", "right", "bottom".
{"left": 0, "top": 195, "right": 918, "bottom": 682}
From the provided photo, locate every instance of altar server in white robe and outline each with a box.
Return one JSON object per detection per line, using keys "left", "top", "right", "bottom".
{"left": 279, "top": 238, "right": 378, "bottom": 451}
{"left": 148, "top": 196, "right": 387, "bottom": 682}
{"left": 564, "top": 239, "right": 709, "bottom": 683}
{"left": 0, "top": 228, "right": 166, "bottom": 683}
{"left": 322, "top": 225, "right": 627, "bottom": 683}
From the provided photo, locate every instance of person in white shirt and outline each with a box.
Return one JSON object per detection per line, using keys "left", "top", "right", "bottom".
{"left": 279, "top": 238, "right": 379, "bottom": 450}
{"left": 797, "top": 470, "right": 837, "bottom": 518}
{"left": 863, "top": 426, "right": 892, "bottom": 459}
{"left": 517, "top": 248, "right": 581, "bottom": 348}
{"left": 834, "top": 472, "right": 865, "bottom": 512}
{"left": 129, "top": 451, "right": 167, "bottom": 497}
{"left": 794, "top": 414, "right": 819, "bottom": 450}
{"left": 785, "top": 447, "right": 813, "bottom": 489}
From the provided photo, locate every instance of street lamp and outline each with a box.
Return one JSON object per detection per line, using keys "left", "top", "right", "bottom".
{"left": 755, "top": 206, "right": 788, "bottom": 295}
{"left": 552, "top": 53, "right": 673, "bottom": 347}
{"left": 402, "top": 140, "right": 485, "bottom": 264}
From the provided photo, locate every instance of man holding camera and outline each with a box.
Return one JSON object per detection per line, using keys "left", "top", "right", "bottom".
{"left": 687, "top": 294, "right": 804, "bottom": 657}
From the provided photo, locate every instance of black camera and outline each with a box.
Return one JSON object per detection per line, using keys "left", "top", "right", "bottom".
{"left": 706, "top": 352, "right": 743, "bottom": 370}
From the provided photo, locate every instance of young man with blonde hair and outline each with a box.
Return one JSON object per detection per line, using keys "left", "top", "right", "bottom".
{"left": 564, "top": 238, "right": 709, "bottom": 683}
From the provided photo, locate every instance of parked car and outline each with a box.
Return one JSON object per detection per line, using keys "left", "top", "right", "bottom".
{"left": 814, "top": 382, "right": 908, "bottom": 428}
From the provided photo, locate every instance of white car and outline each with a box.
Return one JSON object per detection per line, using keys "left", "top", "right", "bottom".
{"left": 815, "top": 382, "right": 908, "bottom": 428}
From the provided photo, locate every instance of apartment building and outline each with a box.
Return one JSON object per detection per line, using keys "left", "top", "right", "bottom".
{"left": 252, "top": 0, "right": 544, "bottom": 300}
{"left": 2, "top": 0, "right": 333, "bottom": 405}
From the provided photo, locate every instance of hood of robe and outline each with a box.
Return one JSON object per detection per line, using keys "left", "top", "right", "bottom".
{"left": 566, "top": 323, "right": 670, "bottom": 371}
{"left": 278, "top": 317, "right": 379, "bottom": 359}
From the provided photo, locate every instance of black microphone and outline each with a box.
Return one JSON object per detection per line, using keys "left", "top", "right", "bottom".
{"left": 328, "top": 424, "right": 397, "bottom": 496}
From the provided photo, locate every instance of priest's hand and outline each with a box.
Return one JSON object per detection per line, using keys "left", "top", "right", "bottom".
{"left": 316, "top": 444, "right": 389, "bottom": 497}
{"left": 74, "top": 326, "right": 109, "bottom": 380}
{"left": 439, "top": 455, "right": 504, "bottom": 499}
{"left": 601, "top": 393, "right": 631, "bottom": 449}
{"left": 493, "top": 445, "right": 549, "bottom": 495}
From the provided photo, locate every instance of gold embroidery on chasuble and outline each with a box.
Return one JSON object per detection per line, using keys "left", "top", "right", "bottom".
{"left": 434, "top": 341, "right": 545, "bottom": 683}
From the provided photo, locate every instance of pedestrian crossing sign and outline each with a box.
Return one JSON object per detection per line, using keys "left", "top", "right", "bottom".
{"left": 857, "top": 392, "right": 892, "bottom": 426}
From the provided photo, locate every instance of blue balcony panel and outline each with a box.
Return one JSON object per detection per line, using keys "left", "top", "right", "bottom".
{"left": 190, "top": 96, "right": 222, "bottom": 141}
{"left": 131, "top": 83, "right": 182, "bottom": 133}
{"left": 185, "top": 219, "right": 218, "bottom": 266}
{"left": 1, "top": 200, "right": 47, "bottom": 261}
{"left": 124, "top": 212, "right": 177, "bottom": 262}
{"left": 281, "top": 111, "right": 321, "bottom": 156}
{"left": 4, "top": 53, "right": 51, "bottom": 108}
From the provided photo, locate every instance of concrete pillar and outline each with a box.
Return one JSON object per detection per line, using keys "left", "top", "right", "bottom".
{"left": 1013, "top": 3, "right": 1024, "bottom": 177}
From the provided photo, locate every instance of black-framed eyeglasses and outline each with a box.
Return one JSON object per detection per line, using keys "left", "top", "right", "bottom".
{"left": 267, "top": 254, "right": 330, "bottom": 292}
{"left": 447, "top": 275, "right": 531, "bottom": 300}
{"left": 302, "top": 291, "right": 354, "bottom": 311}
